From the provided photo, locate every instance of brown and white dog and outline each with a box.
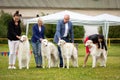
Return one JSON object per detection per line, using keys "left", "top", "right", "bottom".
{"left": 85, "top": 40, "right": 107, "bottom": 68}
{"left": 41, "top": 39, "right": 59, "bottom": 68}
{"left": 58, "top": 40, "right": 78, "bottom": 69}
{"left": 17, "top": 35, "right": 31, "bottom": 69}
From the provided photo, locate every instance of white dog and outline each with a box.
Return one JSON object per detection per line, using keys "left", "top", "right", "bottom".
{"left": 17, "top": 35, "right": 31, "bottom": 69}
{"left": 85, "top": 40, "right": 107, "bottom": 68}
{"left": 41, "top": 39, "right": 59, "bottom": 68}
{"left": 58, "top": 40, "right": 78, "bottom": 69}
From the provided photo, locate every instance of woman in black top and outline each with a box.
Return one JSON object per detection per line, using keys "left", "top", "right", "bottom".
{"left": 7, "top": 11, "right": 21, "bottom": 69}
{"left": 83, "top": 34, "right": 107, "bottom": 67}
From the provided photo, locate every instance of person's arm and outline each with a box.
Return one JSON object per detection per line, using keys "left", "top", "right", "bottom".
{"left": 40, "top": 26, "right": 45, "bottom": 41}
{"left": 56, "top": 20, "right": 61, "bottom": 40}
{"left": 32, "top": 25, "right": 40, "bottom": 40}
{"left": 103, "top": 41, "right": 107, "bottom": 51}
{"left": 69, "top": 22, "right": 74, "bottom": 43}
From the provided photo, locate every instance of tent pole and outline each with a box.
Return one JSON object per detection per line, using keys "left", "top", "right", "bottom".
{"left": 106, "top": 22, "right": 109, "bottom": 46}
{"left": 26, "top": 22, "right": 29, "bottom": 36}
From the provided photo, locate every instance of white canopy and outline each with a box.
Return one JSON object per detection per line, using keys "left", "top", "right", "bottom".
{"left": 26, "top": 10, "right": 93, "bottom": 24}
{"left": 25, "top": 10, "right": 120, "bottom": 44}
{"left": 93, "top": 14, "right": 120, "bottom": 41}
{"left": 26, "top": 10, "right": 98, "bottom": 36}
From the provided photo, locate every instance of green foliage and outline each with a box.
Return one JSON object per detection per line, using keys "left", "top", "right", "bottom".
{"left": 0, "top": 10, "right": 12, "bottom": 38}
{"left": 98, "top": 26, "right": 120, "bottom": 38}
{"left": 108, "top": 26, "right": 120, "bottom": 38}
{"left": 44, "top": 24, "right": 56, "bottom": 38}
{"left": 73, "top": 25, "right": 84, "bottom": 38}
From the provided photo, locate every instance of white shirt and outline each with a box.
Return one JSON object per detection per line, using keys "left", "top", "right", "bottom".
{"left": 63, "top": 23, "right": 69, "bottom": 37}
{"left": 39, "top": 26, "right": 41, "bottom": 32}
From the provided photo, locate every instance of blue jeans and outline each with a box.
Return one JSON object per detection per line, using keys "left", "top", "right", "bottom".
{"left": 32, "top": 40, "right": 42, "bottom": 66}
{"left": 58, "top": 37, "right": 70, "bottom": 67}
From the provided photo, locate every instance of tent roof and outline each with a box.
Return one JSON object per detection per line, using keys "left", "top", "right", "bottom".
{"left": 93, "top": 14, "right": 120, "bottom": 25}
{"left": 26, "top": 10, "right": 94, "bottom": 25}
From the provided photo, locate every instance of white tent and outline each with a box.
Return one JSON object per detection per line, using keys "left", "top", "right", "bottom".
{"left": 93, "top": 14, "right": 120, "bottom": 42}
{"left": 25, "top": 11, "right": 120, "bottom": 44}
{"left": 26, "top": 10, "right": 93, "bottom": 24}
{"left": 26, "top": 10, "right": 95, "bottom": 35}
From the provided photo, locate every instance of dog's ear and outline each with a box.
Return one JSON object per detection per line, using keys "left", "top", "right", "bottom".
{"left": 63, "top": 40, "right": 66, "bottom": 44}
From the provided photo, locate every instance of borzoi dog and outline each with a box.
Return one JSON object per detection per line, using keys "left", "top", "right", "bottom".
{"left": 17, "top": 35, "right": 31, "bottom": 69}
{"left": 41, "top": 39, "right": 59, "bottom": 68}
{"left": 85, "top": 40, "right": 107, "bottom": 68}
{"left": 58, "top": 40, "right": 78, "bottom": 69}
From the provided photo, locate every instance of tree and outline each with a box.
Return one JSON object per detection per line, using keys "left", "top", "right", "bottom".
{"left": 98, "top": 26, "right": 120, "bottom": 38}
{"left": 108, "top": 26, "right": 120, "bottom": 38}
{"left": 0, "top": 10, "right": 12, "bottom": 38}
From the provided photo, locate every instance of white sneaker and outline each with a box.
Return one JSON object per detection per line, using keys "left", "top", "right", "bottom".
{"left": 12, "top": 66, "right": 16, "bottom": 69}
{"left": 8, "top": 66, "right": 12, "bottom": 69}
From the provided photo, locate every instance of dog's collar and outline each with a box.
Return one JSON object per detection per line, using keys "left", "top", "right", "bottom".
{"left": 20, "top": 40, "right": 24, "bottom": 43}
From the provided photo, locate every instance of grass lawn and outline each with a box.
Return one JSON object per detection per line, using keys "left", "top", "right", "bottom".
{"left": 0, "top": 43, "right": 120, "bottom": 80}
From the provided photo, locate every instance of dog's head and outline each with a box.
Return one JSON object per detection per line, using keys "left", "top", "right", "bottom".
{"left": 20, "top": 35, "right": 28, "bottom": 42}
{"left": 41, "top": 39, "right": 48, "bottom": 46}
{"left": 58, "top": 39, "right": 66, "bottom": 46}
{"left": 85, "top": 40, "right": 94, "bottom": 48}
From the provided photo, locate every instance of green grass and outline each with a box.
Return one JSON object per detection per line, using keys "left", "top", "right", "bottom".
{"left": 0, "top": 43, "right": 120, "bottom": 80}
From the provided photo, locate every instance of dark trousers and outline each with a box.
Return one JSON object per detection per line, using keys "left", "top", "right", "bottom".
{"left": 58, "top": 37, "right": 70, "bottom": 67}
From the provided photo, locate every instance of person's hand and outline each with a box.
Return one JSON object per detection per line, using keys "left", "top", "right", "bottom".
{"left": 16, "top": 35, "right": 21, "bottom": 40}
{"left": 40, "top": 38, "right": 43, "bottom": 41}
{"left": 59, "top": 38, "right": 61, "bottom": 41}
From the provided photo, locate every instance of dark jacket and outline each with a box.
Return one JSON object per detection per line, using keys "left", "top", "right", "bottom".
{"left": 31, "top": 24, "right": 45, "bottom": 43}
{"left": 88, "top": 34, "right": 107, "bottom": 51}
{"left": 7, "top": 19, "right": 21, "bottom": 40}
{"left": 88, "top": 34, "right": 99, "bottom": 43}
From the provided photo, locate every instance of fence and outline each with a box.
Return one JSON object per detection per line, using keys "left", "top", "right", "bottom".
{"left": 0, "top": 38, "right": 120, "bottom": 47}
{"left": 0, "top": 38, "right": 120, "bottom": 56}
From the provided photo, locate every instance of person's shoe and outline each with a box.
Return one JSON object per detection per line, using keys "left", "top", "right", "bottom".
{"left": 60, "top": 65, "right": 63, "bottom": 68}
{"left": 8, "top": 66, "right": 12, "bottom": 69}
{"left": 12, "top": 66, "right": 16, "bottom": 69}
{"left": 36, "top": 66, "right": 42, "bottom": 68}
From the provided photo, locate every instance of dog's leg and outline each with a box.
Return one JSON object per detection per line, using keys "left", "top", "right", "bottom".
{"left": 103, "top": 51, "right": 107, "bottom": 67}
{"left": 66, "top": 56, "right": 69, "bottom": 69}
{"left": 92, "top": 56, "right": 96, "bottom": 68}
{"left": 19, "top": 58, "right": 22, "bottom": 69}
{"left": 62, "top": 56, "right": 66, "bottom": 68}
{"left": 48, "top": 56, "right": 51, "bottom": 69}
{"left": 74, "top": 57, "right": 79, "bottom": 67}
{"left": 73, "top": 52, "right": 78, "bottom": 67}
{"left": 26, "top": 56, "right": 30, "bottom": 69}
{"left": 42, "top": 56, "right": 45, "bottom": 68}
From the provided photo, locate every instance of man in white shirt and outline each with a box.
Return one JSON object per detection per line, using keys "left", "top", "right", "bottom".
{"left": 54, "top": 15, "right": 74, "bottom": 67}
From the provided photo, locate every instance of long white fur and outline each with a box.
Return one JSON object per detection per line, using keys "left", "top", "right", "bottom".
{"left": 58, "top": 40, "right": 78, "bottom": 69}
{"left": 17, "top": 35, "right": 31, "bottom": 69}
{"left": 85, "top": 40, "right": 107, "bottom": 68}
{"left": 41, "top": 39, "right": 59, "bottom": 68}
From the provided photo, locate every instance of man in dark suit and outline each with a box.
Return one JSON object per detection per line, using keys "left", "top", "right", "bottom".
{"left": 54, "top": 14, "right": 74, "bottom": 67}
